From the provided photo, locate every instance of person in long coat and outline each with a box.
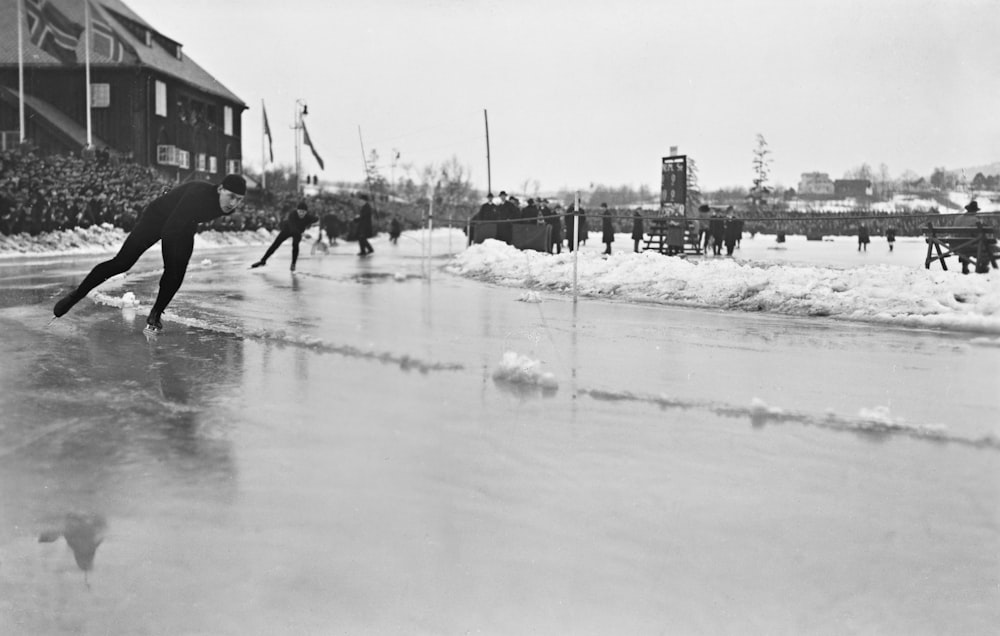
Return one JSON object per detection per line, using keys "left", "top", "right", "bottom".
{"left": 545, "top": 203, "right": 563, "bottom": 254}
{"left": 885, "top": 225, "right": 896, "bottom": 252}
{"left": 631, "top": 209, "right": 644, "bottom": 253}
{"left": 357, "top": 196, "right": 375, "bottom": 256}
{"left": 858, "top": 223, "right": 870, "bottom": 252}
{"left": 600, "top": 203, "right": 615, "bottom": 255}
{"left": 709, "top": 211, "right": 725, "bottom": 256}
{"left": 723, "top": 213, "right": 740, "bottom": 256}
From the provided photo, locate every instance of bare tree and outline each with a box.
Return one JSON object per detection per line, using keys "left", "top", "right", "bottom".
{"left": 750, "top": 134, "right": 772, "bottom": 207}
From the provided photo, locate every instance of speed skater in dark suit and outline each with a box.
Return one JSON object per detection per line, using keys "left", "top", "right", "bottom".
{"left": 251, "top": 200, "right": 318, "bottom": 271}
{"left": 52, "top": 174, "right": 247, "bottom": 331}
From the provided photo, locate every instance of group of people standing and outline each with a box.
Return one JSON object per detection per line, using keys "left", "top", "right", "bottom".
{"left": 698, "top": 205, "right": 744, "bottom": 256}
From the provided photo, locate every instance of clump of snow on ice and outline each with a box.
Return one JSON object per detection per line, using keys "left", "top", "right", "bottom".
{"left": 517, "top": 291, "right": 542, "bottom": 303}
{"left": 749, "top": 397, "right": 785, "bottom": 427}
{"left": 120, "top": 291, "right": 140, "bottom": 307}
{"left": 393, "top": 272, "right": 406, "bottom": 281}
{"left": 492, "top": 351, "right": 558, "bottom": 390}
{"left": 201, "top": 258, "right": 213, "bottom": 267}
{"left": 857, "top": 405, "right": 899, "bottom": 425}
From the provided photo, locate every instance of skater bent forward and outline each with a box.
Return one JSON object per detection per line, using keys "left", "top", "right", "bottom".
{"left": 53, "top": 174, "right": 247, "bottom": 330}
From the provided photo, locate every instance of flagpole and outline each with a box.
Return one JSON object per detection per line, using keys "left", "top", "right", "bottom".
{"left": 261, "top": 99, "right": 266, "bottom": 190}
{"left": 358, "top": 125, "right": 377, "bottom": 218}
{"left": 484, "top": 108, "right": 491, "bottom": 196}
{"left": 17, "top": 0, "right": 25, "bottom": 143}
{"left": 84, "top": 0, "right": 92, "bottom": 149}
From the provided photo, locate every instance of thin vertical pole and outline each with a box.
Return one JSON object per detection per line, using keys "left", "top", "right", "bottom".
{"left": 17, "top": 0, "right": 26, "bottom": 142}
{"left": 573, "top": 191, "right": 580, "bottom": 302}
{"left": 261, "top": 99, "right": 266, "bottom": 190}
{"left": 484, "top": 109, "right": 491, "bottom": 196}
{"left": 293, "top": 101, "right": 301, "bottom": 194}
{"left": 84, "top": 0, "right": 92, "bottom": 148}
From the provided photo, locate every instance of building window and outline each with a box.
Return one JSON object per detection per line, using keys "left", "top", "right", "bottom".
{"left": 223, "top": 106, "right": 233, "bottom": 136}
{"left": 226, "top": 159, "right": 241, "bottom": 175}
{"left": 175, "top": 45, "right": 183, "bottom": 61}
{"left": 177, "top": 149, "right": 190, "bottom": 170}
{"left": 209, "top": 156, "right": 218, "bottom": 173}
{"left": 155, "top": 80, "right": 167, "bottom": 117}
{"left": 144, "top": 30, "right": 152, "bottom": 47}
{"left": 1, "top": 131, "right": 19, "bottom": 150}
{"left": 90, "top": 84, "right": 110, "bottom": 108}
{"left": 157, "top": 144, "right": 176, "bottom": 165}
{"left": 196, "top": 153, "right": 206, "bottom": 172}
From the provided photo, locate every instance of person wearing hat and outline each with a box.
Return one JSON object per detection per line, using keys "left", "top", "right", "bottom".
{"left": 955, "top": 200, "right": 981, "bottom": 227}
{"left": 251, "top": 200, "right": 318, "bottom": 271}
{"left": 53, "top": 174, "right": 247, "bottom": 330}
{"left": 600, "top": 203, "right": 615, "bottom": 255}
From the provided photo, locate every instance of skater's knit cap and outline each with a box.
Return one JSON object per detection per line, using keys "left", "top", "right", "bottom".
{"left": 221, "top": 174, "right": 247, "bottom": 196}
{"left": 965, "top": 200, "right": 980, "bottom": 212}
{"left": 297, "top": 201, "right": 308, "bottom": 210}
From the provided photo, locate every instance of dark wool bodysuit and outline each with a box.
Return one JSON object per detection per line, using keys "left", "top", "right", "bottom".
{"left": 73, "top": 181, "right": 228, "bottom": 313}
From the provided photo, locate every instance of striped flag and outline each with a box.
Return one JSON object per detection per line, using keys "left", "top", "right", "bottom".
{"left": 302, "top": 120, "right": 324, "bottom": 170}
{"left": 89, "top": 1, "right": 132, "bottom": 62}
{"left": 25, "top": 0, "right": 84, "bottom": 64}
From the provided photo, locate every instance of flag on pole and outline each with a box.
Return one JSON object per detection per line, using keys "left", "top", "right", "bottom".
{"left": 25, "top": 0, "right": 84, "bottom": 65}
{"left": 89, "top": 1, "right": 132, "bottom": 62}
{"left": 302, "top": 120, "right": 324, "bottom": 170}
{"left": 262, "top": 101, "right": 274, "bottom": 163}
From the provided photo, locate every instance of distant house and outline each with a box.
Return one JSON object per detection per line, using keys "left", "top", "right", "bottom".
{"left": 833, "top": 179, "right": 872, "bottom": 199}
{"left": 798, "top": 172, "right": 835, "bottom": 197}
{"left": 0, "top": 0, "right": 246, "bottom": 181}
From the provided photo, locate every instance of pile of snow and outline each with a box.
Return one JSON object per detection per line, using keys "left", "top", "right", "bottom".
{"left": 447, "top": 239, "right": 1000, "bottom": 333}
{"left": 492, "top": 351, "right": 558, "bottom": 395}
{"left": 0, "top": 224, "right": 273, "bottom": 258}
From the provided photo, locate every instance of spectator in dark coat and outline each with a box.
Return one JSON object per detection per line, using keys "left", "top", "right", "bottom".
{"left": 885, "top": 225, "right": 896, "bottom": 252}
{"left": 544, "top": 202, "right": 563, "bottom": 254}
{"left": 723, "top": 212, "right": 740, "bottom": 256}
{"left": 631, "top": 209, "right": 644, "bottom": 253}
{"left": 389, "top": 215, "right": 402, "bottom": 244}
{"left": 709, "top": 211, "right": 725, "bottom": 256}
{"left": 600, "top": 203, "right": 615, "bottom": 255}
{"left": 858, "top": 223, "right": 870, "bottom": 251}
{"left": 357, "top": 196, "right": 375, "bottom": 256}
{"left": 496, "top": 191, "right": 517, "bottom": 244}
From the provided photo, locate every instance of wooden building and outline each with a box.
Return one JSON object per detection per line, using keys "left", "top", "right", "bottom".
{"left": 0, "top": 0, "right": 246, "bottom": 181}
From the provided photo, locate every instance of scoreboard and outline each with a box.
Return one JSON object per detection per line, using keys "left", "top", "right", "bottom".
{"left": 660, "top": 155, "right": 687, "bottom": 208}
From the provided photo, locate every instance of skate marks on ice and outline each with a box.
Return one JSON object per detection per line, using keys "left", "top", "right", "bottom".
{"left": 293, "top": 270, "right": 423, "bottom": 284}
{"left": 579, "top": 388, "right": 1000, "bottom": 450}
{"left": 86, "top": 291, "right": 465, "bottom": 374}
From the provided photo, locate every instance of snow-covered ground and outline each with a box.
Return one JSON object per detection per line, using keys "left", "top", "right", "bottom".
{"left": 447, "top": 235, "right": 1000, "bottom": 334}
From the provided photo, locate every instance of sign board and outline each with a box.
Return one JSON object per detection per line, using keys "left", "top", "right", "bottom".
{"left": 660, "top": 155, "right": 687, "bottom": 208}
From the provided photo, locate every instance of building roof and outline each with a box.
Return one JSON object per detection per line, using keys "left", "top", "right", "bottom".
{"left": 0, "top": 0, "right": 244, "bottom": 107}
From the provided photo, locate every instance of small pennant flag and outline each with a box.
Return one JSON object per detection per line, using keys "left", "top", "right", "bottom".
{"left": 302, "top": 120, "right": 324, "bottom": 170}
{"left": 262, "top": 101, "right": 274, "bottom": 163}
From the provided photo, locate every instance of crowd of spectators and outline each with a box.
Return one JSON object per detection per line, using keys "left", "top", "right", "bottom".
{"left": 1, "top": 147, "right": 983, "bottom": 243}
{"left": 0, "top": 147, "right": 428, "bottom": 241}
{"left": 0, "top": 147, "right": 168, "bottom": 236}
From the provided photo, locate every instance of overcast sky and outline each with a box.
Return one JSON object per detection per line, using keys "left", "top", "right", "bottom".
{"left": 124, "top": 0, "right": 999, "bottom": 193}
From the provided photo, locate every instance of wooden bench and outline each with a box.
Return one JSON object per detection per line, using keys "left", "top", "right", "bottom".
{"left": 643, "top": 218, "right": 703, "bottom": 256}
{"left": 923, "top": 222, "right": 999, "bottom": 273}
